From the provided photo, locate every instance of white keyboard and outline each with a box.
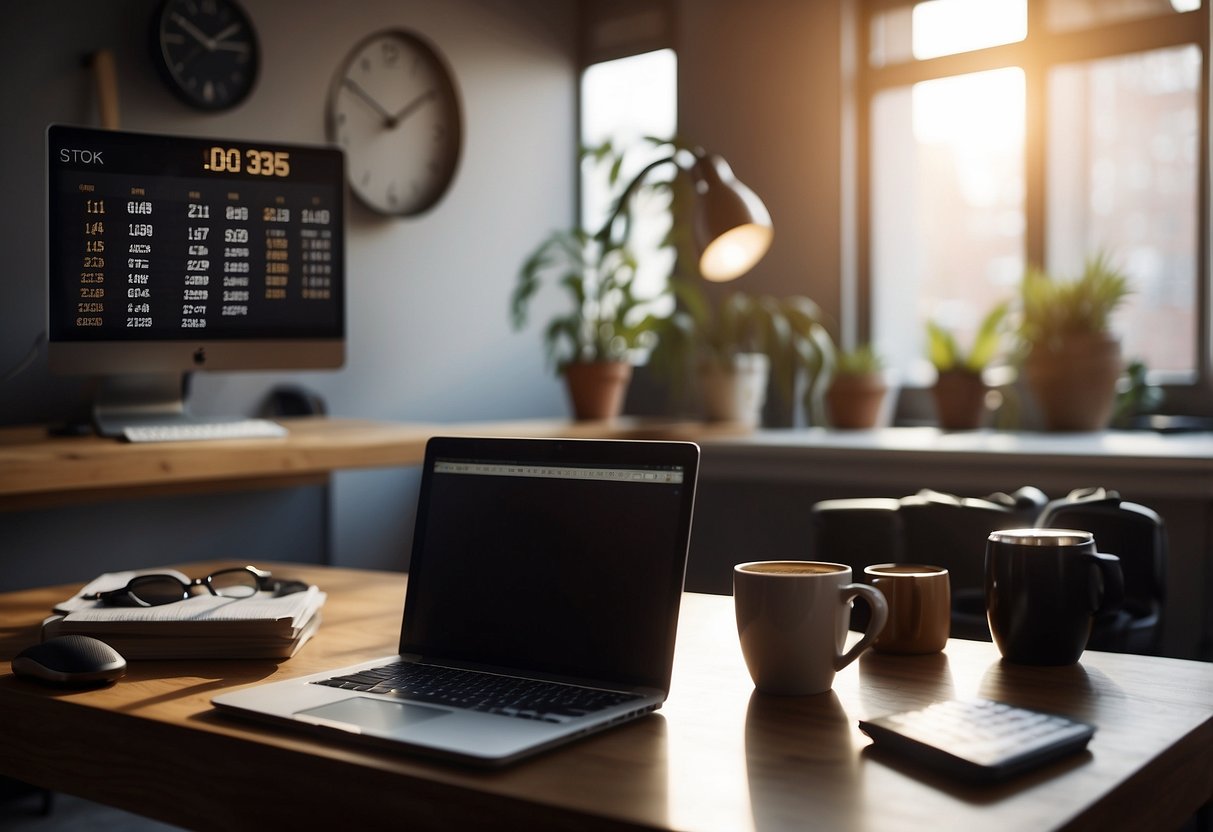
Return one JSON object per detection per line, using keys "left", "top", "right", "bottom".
{"left": 122, "top": 419, "right": 288, "bottom": 443}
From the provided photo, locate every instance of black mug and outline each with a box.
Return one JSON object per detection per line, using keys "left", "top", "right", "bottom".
{"left": 985, "top": 529, "right": 1124, "bottom": 665}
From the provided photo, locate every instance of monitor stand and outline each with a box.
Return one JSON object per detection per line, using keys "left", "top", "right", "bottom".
{"left": 91, "top": 373, "right": 191, "bottom": 438}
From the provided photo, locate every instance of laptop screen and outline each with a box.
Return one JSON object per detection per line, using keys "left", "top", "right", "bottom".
{"left": 401, "top": 437, "right": 699, "bottom": 692}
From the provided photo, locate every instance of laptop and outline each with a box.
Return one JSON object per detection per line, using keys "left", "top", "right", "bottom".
{"left": 213, "top": 435, "right": 700, "bottom": 766}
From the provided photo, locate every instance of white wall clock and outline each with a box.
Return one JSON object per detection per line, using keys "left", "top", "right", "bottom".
{"left": 327, "top": 29, "right": 463, "bottom": 216}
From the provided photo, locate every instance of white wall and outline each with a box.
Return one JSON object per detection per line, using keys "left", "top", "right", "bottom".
{"left": 0, "top": 0, "right": 578, "bottom": 580}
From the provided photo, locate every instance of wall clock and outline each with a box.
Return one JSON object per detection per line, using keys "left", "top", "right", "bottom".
{"left": 327, "top": 30, "right": 463, "bottom": 216}
{"left": 151, "top": 0, "right": 259, "bottom": 111}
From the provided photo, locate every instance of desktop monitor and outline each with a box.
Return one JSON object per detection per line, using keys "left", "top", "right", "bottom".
{"left": 46, "top": 124, "right": 345, "bottom": 436}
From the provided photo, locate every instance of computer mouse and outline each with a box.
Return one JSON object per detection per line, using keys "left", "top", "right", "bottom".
{"left": 11, "top": 635, "right": 126, "bottom": 687}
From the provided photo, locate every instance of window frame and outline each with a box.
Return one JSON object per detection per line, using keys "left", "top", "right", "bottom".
{"left": 854, "top": 0, "right": 1212, "bottom": 412}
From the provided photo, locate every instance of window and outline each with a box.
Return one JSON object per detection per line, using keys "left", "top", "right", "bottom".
{"left": 860, "top": 0, "right": 1206, "bottom": 395}
{"left": 580, "top": 48, "right": 678, "bottom": 311}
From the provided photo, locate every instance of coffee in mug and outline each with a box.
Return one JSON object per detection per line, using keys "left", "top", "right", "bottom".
{"left": 864, "top": 564, "right": 951, "bottom": 655}
{"left": 734, "top": 561, "right": 888, "bottom": 695}
{"left": 985, "top": 529, "right": 1124, "bottom": 665}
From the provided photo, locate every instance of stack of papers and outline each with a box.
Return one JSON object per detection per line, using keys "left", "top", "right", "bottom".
{"left": 44, "top": 569, "right": 326, "bottom": 659}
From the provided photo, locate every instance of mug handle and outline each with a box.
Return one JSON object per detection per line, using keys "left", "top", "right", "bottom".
{"left": 835, "top": 583, "right": 888, "bottom": 671}
{"left": 1090, "top": 552, "right": 1125, "bottom": 613}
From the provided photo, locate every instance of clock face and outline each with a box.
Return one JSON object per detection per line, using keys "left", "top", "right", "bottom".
{"left": 152, "top": 0, "right": 259, "bottom": 111}
{"left": 327, "top": 30, "right": 463, "bottom": 216}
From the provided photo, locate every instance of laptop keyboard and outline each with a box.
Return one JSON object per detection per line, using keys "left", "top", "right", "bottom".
{"left": 312, "top": 661, "right": 642, "bottom": 723}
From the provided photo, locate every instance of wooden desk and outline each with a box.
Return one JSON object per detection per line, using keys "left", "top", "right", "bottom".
{"left": 1, "top": 562, "right": 1210, "bottom": 831}
{"left": 0, "top": 417, "right": 741, "bottom": 510}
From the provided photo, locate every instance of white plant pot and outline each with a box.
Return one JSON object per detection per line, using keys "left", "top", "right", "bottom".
{"left": 700, "top": 353, "right": 770, "bottom": 427}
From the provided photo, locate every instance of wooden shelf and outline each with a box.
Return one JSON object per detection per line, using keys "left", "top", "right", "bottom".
{"left": 0, "top": 417, "right": 748, "bottom": 510}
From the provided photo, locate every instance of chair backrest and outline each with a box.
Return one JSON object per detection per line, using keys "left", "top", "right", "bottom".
{"left": 1036, "top": 488, "right": 1167, "bottom": 616}
{"left": 807, "top": 498, "right": 903, "bottom": 574}
{"left": 808, "top": 490, "right": 1046, "bottom": 637}
{"left": 897, "top": 489, "right": 1046, "bottom": 592}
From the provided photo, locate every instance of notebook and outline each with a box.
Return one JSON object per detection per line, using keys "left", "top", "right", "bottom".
{"left": 212, "top": 435, "right": 700, "bottom": 766}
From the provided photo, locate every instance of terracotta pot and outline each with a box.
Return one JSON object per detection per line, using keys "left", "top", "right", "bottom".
{"left": 825, "top": 373, "right": 888, "bottom": 429}
{"left": 699, "top": 353, "right": 769, "bottom": 428}
{"left": 563, "top": 361, "right": 632, "bottom": 421}
{"left": 931, "top": 370, "right": 989, "bottom": 431}
{"left": 1023, "top": 333, "right": 1122, "bottom": 431}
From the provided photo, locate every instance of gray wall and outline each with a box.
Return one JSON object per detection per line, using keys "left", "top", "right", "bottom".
{"left": 678, "top": 0, "right": 844, "bottom": 325}
{"left": 0, "top": 0, "right": 579, "bottom": 585}
{"left": 671, "top": 0, "right": 847, "bottom": 424}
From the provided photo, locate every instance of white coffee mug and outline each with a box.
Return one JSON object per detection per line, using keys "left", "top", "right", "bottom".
{"left": 734, "top": 561, "right": 888, "bottom": 696}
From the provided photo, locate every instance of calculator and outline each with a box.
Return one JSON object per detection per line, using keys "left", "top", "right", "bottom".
{"left": 858, "top": 698, "right": 1096, "bottom": 783}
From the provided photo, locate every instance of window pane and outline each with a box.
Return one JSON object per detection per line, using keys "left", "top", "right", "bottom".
{"left": 869, "top": 6, "right": 915, "bottom": 67}
{"left": 1046, "top": 45, "right": 1200, "bottom": 375}
{"left": 580, "top": 49, "right": 677, "bottom": 308}
{"left": 872, "top": 69, "right": 1026, "bottom": 386}
{"left": 1045, "top": 0, "right": 1200, "bottom": 32}
{"left": 870, "top": 0, "right": 1027, "bottom": 67}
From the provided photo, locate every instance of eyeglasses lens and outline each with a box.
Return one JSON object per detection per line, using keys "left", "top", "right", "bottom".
{"left": 208, "top": 569, "right": 260, "bottom": 598}
{"left": 127, "top": 575, "right": 189, "bottom": 606}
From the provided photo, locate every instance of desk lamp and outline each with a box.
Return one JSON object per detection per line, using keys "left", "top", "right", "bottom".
{"left": 597, "top": 147, "right": 773, "bottom": 281}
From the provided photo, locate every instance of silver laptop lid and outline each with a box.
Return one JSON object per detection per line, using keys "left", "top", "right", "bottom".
{"left": 401, "top": 436, "right": 700, "bottom": 694}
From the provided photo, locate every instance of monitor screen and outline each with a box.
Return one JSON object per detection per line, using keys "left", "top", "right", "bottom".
{"left": 46, "top": 125, "right": 345, "bottom": 432}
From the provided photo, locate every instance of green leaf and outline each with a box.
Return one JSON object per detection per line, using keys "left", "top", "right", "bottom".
{"left": 836, "top": 344, "right": 883, "bottom": 375}
{"left": 964, "top": 300, "right": 1008, "bottom": 371}
{"left": 608, "top": 154, "right": 624, "bottom": 188}
{"left": 926, "top": 320, "right": 958, "bottom": 371}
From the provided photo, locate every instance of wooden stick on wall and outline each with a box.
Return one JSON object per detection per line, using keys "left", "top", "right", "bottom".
{"left": 88, "top": 49, "right": 120, "bottom": 129}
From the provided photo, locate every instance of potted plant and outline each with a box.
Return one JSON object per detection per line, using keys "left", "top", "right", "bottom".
{"left": 1019, "top": 253, "right": 1131, "bottom": 431}
{"left": 654, "top": 278, "right": 835, "bottom": 428}
{"left": 824, "top": 344, "right": 887, "bottom": 429}
{"left": 511, "top": 228, "right": 665, "bottom": 420}
{"left": 926, "top": 301, "right": 1008, "bottom": 430}
{"left": 511, "top": 144, "right": 669, "bottom": 421}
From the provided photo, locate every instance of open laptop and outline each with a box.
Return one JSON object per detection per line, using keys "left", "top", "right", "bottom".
{"left": 213, "top": 435, "right": 699, "bottom": 766}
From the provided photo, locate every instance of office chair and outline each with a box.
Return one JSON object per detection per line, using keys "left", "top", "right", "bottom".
{"left": 807, "top": 497, "right": 902, "bottom": 630}
{"left": 1036, "top": 487, "right": 1167, "bottom": 655}
{"left": 809, "top": 487, "right": 1048, "bottom": 639}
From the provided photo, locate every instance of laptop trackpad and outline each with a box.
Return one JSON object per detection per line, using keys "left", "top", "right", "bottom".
{"left": 297, "top": 697, "right": 449, "bottom": 736}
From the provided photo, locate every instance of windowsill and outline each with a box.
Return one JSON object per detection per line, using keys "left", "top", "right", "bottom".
{"left": 698, "top": 426, "right": 1213, "bottom": 498}
{"left": 710, "top": 425, "right": 1213, "bottom": 457}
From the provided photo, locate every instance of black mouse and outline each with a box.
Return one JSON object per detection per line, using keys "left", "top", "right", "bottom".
{"left": 12, "top": 635, "right": 126, "bottom": 687}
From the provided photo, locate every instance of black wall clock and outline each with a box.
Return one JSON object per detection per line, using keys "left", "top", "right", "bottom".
{"left": 151, "top": 0, "right": 259, "bottom": 111}
{"left": 327, "top": 30, "right": 463, "bottom": 216}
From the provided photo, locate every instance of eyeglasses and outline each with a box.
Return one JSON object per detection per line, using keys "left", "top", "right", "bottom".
{"left": 82, "top": 566, "right": 308, "bottom": 608}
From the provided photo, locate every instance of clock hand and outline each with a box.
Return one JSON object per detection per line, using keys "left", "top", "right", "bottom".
{"left": 171, "top": 12, "right": 216, "bottom": 51}
{"left": 342, "top": 77, "right": 396, "bottom": 128}
{"left": 212, "top": 22, "right": 249, "bottom": 52}
{"left": 391, "top": 89, "right": 437, "bottom": 124}
{"left": 211, "top": 22, "right": 242, "bottom": 43}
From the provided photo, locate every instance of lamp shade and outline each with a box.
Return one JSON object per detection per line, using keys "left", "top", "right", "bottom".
{"left": 690, "top": 154, "right": 773, "bottom": 282}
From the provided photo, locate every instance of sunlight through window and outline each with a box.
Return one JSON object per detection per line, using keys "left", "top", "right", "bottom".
{"left": 581, "top": 49, "right": 677, "bottom": 312}
{"left": 912, "top": 0, "right": 1026, "bottom": 59}
{"left": 873, "top": 68, "right": 1026, "bottom": 386}
{"left": 864, "top": 0, "right": 1204, "bottom": 393}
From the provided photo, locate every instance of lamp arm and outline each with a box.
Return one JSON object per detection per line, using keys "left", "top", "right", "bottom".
{"left": 595, "top": 149, "right": 699, "bottom": 248}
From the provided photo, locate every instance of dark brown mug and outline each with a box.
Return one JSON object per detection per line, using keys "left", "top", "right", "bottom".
{"left": 985, "top": 529, "right": 1124, "bottom": 665}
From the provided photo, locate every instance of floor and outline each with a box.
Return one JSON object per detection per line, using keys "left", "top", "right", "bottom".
{"left": 0, "top": 791, "right": 181, "bottom": 832}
